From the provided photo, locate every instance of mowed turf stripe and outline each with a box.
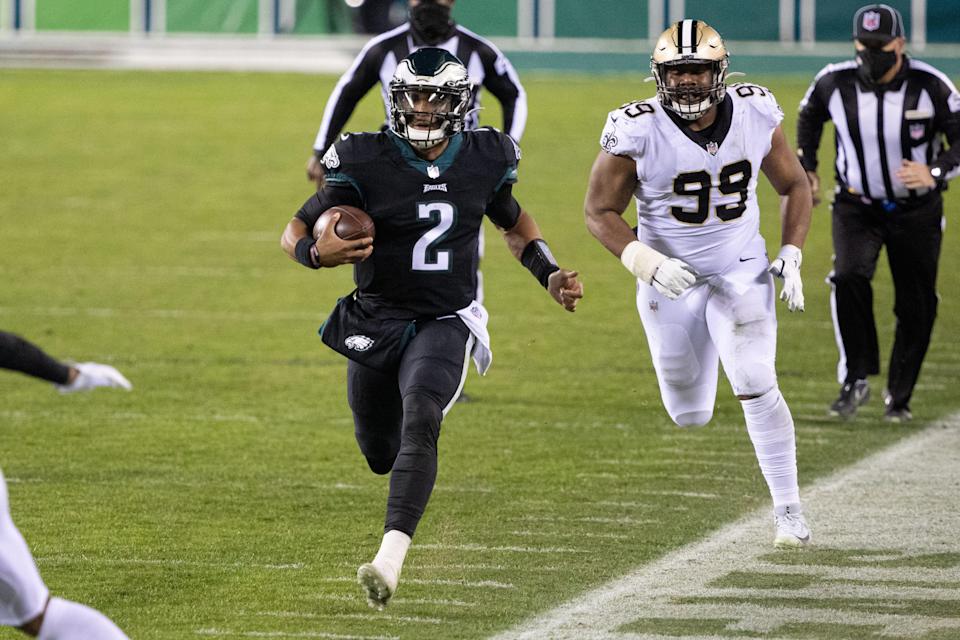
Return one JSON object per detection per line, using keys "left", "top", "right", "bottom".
{"left": 493, "top": 414, "right": 960, "bottom": 640}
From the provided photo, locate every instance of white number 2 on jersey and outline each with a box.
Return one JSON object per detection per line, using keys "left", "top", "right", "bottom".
{"left": 412, "top": 201, "right": 456, "bottom": 272}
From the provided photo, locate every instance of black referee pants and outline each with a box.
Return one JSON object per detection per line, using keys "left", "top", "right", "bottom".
{"left": 829, "top": 194, "right": 942, "bottom": 410}
{"left": 346, "top": 318, "right": 470, "bottom": 538}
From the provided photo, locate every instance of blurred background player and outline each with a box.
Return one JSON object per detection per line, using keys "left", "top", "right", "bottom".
{"left": 584, "top": 20, "right": 813, "bottom": 548}
{"left": 282, "top": 48, "right": 581, "bottom": 609}
{"left": 307, "top": 0, "right": 527, "bottom": 181}
{"left": 0, "top": 331, "right": 131, "bottom": 393}
{"left": 797, "top": 3, "right": 960, "bottom": 422}
{"left": 1, "top": 469, "right": 129, "bottom": 639}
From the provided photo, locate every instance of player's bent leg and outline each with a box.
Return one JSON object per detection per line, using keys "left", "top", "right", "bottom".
{"left": 347, "top": 361, "right": 402, "bottom": 474}
{"left": 653, "top": 326, "right": 718, "bottom": 427}
{"left": 27, "top": 597, "right": 128, "bottom": 639}
{"left": 1, "top": 474, "right": 50, "bottom": 633}
{"left": 638, "top": 287, "right": 719, "bottom": 428}
{"left": 355, "top": 319, "right": 470, "bottom": 608}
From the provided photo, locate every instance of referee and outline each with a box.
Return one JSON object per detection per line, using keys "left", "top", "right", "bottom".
{"left": 306, "top": 0, "right": 527, "bottom": 184}
{"left": 797, "top": 4, "right": 960, "bottom": 422}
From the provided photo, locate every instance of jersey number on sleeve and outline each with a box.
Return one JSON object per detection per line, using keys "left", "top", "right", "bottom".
{"left": 412, "top": 201, "right": 456, "bottom": 272}
{"left": 671, "top": 160, "right": 752, "bottom": 224}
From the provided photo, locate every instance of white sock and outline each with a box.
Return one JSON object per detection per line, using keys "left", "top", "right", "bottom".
{"left": 38, "top": 597, "right": 128, "bottom": 640}
{"left": 741, "top": 387, "right": 801, "bottom": 508}
{"left": 372, "top": 529, "right": 411, "bottom": 578}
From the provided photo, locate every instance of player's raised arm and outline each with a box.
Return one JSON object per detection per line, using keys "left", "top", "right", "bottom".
{"left": 584, "top": 150, "right": 696, "bottom": 300}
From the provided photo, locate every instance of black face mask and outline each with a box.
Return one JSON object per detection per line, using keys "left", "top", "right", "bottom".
{"left": 856, "top": 48, "right": 899, "bottom": 85}
{"left": 410, "top": 2, "right": 453, "bottom": 44}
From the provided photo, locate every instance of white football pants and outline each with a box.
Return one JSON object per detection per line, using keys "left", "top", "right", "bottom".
{"left": 0, "top": 468, "right": 50, "bottom": 627}
{"left": 637, "top": 253, "right": 778, "bottom": 426}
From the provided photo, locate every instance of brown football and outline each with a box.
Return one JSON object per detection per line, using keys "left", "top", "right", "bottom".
{"left": 313, "top": 205, "right": 375, "bottom": 241}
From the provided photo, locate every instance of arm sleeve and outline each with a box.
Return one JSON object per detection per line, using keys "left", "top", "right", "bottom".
{"left": 294, "top": 184, "right": 365, "bottom": 230}
{"left": 313, "top": 45, "right": 386, "bottom": 153}
{"left": 485, "top": 182, "right": 521, "bottom": 229}
{"left": 931, "top": 75, "right": 960, "bottom": 181}
{"left": 478, "top": 44, "right": 528, "bottom": 142}
{"left": 796, "top": 75, "right": 831, "bottom": 173}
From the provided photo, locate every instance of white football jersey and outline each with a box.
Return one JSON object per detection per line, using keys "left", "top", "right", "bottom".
{"left": 599, "top": 84, "right": 784, "bottom": 276}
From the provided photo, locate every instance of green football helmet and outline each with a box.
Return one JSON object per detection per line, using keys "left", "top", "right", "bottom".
{"left": 389, "top": 47, "right": 473, "bottom": 149}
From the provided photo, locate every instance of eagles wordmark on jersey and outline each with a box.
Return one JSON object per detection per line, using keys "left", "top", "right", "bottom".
{"left": 601, "top": 83, "right": 785, "bottom": 276}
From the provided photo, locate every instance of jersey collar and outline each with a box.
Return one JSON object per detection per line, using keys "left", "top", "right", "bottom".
{"left": 663, "top": 96, "right": 734, "bottom": 154}
{"left": 388, "top": 130, "right": 464, "bottom": 178}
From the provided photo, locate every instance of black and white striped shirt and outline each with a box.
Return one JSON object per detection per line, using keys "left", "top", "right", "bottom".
{"left": 797, "top": 57, "right": 960, "bottom": 202}
{"left": 312, "top": 23, "right": 527, "bottom": 154}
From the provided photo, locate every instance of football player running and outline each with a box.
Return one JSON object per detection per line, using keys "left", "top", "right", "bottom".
{"left": 584, "top": 20, "right": 813, "bottom": 548}
{"left": 281, "top": 48, "right": 582, "bottom": 608}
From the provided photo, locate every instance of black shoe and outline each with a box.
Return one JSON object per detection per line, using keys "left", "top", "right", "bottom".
{"left": 882, "top": 390, "right": 912, "bottom": 423}
{"left": 884, "top": 403, "right": 913, "bottom": 423}
{"left": 829, "top": 379, "right": 870, "bottom": 418}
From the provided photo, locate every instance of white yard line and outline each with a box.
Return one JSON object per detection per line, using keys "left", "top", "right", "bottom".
{"left": 493, "top": 415, "right": 960, "bottom": 640}
{"left": 195, "top": 630, "right": 397, "bottom": 640}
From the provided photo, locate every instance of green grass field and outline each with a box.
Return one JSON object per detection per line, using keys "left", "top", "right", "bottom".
{"left": 1, "top": 68, "right": 958, "bottom": 639}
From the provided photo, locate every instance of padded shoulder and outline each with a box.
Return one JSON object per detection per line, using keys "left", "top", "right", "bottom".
{"left": 729, "top": 83, "right": 784, "bottom": 129}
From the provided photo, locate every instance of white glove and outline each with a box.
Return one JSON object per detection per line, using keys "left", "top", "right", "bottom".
{"left": 768, "top": 244, "right": 805, "bottom": 312}
{"left": 651, "top": 258, "right": 698, "bottom": 299}
{"left": 620, "top": 241, "right": 697, "bottom": 300}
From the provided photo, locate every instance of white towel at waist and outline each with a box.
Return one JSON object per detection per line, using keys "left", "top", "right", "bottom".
{"left": 454, "top": 300, "right": 492, "bottom": 375}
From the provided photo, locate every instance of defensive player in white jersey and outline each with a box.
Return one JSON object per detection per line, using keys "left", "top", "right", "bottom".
{"left": 585, "top": 20, "right": 814, "bottom": 548}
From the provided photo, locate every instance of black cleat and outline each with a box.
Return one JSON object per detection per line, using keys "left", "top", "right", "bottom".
{"left": 829, "top": 379, "right": 870, "bottom": 419}
{"left": 882, "top": 390, "right": 913, "bottom": 423}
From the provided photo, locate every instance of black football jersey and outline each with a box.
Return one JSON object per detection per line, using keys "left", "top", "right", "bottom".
{"left": 316, "top": 129, "right": 521, "bottom": 318}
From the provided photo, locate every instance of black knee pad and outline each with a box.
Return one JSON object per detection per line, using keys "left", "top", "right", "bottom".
{"left": 364, "top": 455, "right": 396, "bottom": 475}
{"left": 401, "top": 393, "right": 443, "bottom": 448}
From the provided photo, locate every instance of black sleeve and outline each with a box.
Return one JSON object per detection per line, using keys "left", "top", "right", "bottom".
{"left": 796, "top": 75, "right": 832, "bottom": 173}
{"left": 485, "top": 182, "right": 521, "bottom": 229}
{"left": 294, "top": 184, "right": 365, "bottom": 230}
{"left": 478, "top": 44, "right": 525, "bottom": 141}
{"left": 315, "top": 46, "right": 387, "bottom": 153}
{"left": 931, "top": 76, "right": 960, "bottom": 179}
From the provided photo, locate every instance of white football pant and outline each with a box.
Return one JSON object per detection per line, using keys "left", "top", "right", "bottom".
{"left": 636, "top": 244, "right": 778, "bottom": 426}
{"left": 0, "top": 468, "right": 50, "bottom": 627}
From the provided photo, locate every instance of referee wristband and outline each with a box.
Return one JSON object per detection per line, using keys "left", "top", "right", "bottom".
{"left": 295, "top": 236, "right": 321, "bottom": 269}
{"left": 520, "top": 239, "right": 560, "bottom": 288}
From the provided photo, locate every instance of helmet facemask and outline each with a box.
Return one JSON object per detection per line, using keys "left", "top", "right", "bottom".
{"left": 651, "top": 20, "right": 729, "bottom": 121}
{"left": 652, "top": 58, "right": 728, "bottom": 120}
{"left": 389, "top": 48, "right": 472, "bottom": 150}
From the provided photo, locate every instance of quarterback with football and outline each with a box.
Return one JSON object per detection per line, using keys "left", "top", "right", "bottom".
{"left": 584, "top": 20, "right": 813, "bottom": 548}
{"left": 281, "top": 48, "right": 582, "bottom": 608}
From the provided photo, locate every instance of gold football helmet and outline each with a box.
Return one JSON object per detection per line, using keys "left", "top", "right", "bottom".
{"left": 651, "top": 19, "right": 729, "bottom": 120}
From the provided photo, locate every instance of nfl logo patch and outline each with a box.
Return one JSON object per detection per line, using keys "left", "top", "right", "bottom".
{"left": 706, "top": 141, "right": 719, "bottom": 156}
{"left": 649, "top": 300, "right": 659, "bottom": 312}
{"left": 862, "top": 11, "right": 881, "bottom": 31}
{"left": 910, "top": 123, "right": 925, "bottom": 140}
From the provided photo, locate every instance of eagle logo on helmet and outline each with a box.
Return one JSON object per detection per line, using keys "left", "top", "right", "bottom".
{"left": 389, "top": 47, "right": 473, "bottom": 150}
{"left": 651, "top": 19, "right": 729, "bottom": 121}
